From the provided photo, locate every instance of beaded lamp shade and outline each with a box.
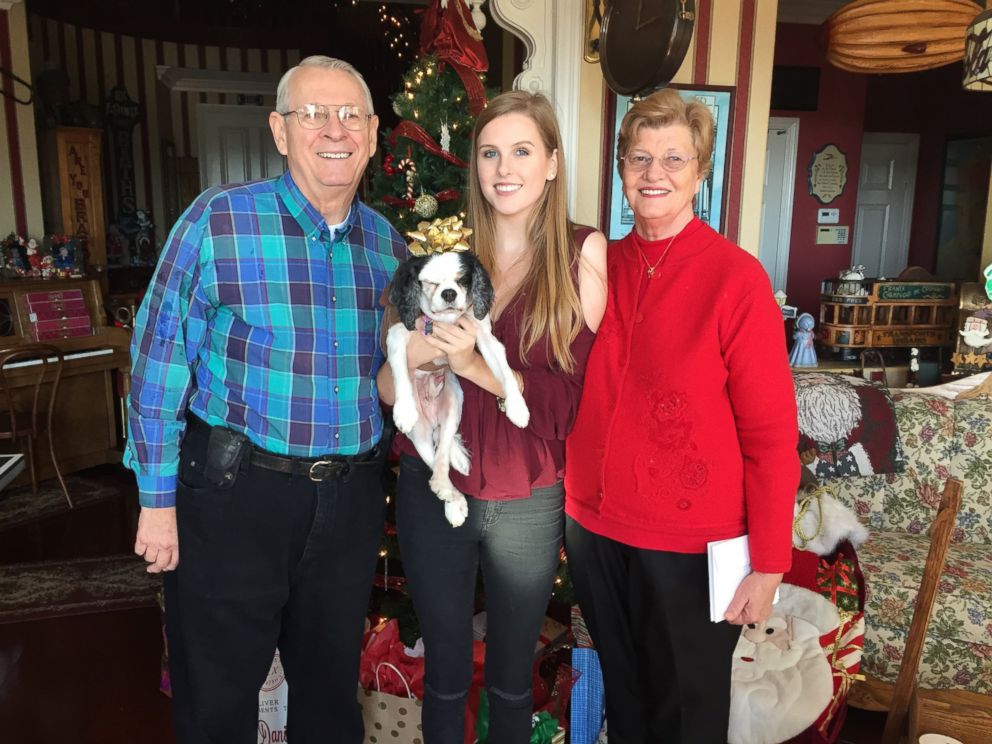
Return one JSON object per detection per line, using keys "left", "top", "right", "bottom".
{"left": 964, "top": 6, "right": 992, "bottom": 91}
{"left": 823, "top": 0, "right": 979, "bottom": 73}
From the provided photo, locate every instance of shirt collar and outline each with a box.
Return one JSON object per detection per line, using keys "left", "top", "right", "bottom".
{"left": 276, "top": 171, "right": 361, "bottom": 241}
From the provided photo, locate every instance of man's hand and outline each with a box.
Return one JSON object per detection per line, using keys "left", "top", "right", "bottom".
{"left": 134, "top": 506, "right": 179, "bottom": 573}
{"left": 724, "top": 570, "right": 783, "bottom": 625}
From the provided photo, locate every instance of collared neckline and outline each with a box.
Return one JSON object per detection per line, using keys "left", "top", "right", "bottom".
{"left": 275, "top": 171, "right": 361, "bottom": 244}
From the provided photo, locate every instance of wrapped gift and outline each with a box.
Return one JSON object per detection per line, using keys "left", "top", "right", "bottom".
{"left": 569, "top": 647, "right": 605, "bottom": 744}
{"left": 535, "top": 615, "right": 569, "bottom": 656}
{"left": 816, "top": 554, "right": 861, "bottom": 614}
{"left": 474, "top": 696, "right": 566, "bottom": 743}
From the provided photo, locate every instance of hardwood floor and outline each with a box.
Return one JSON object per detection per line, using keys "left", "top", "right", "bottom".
{"left": 0, "top": 463, "right": 885, "bottom": 744}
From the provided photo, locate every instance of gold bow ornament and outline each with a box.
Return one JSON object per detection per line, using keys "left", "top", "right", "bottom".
{"left": 406, "top": 216, "right": 472, "bottom": 256}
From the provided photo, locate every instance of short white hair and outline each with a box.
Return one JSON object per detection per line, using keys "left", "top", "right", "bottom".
{"left": 276, "top": 56, "right": 374, "bottom": 114}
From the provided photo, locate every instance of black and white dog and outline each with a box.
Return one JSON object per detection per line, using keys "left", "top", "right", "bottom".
{"left": 387, "top": 251, "right": 529, "bottom": 526}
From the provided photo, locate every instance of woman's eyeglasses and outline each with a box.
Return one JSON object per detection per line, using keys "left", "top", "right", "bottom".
{"left": 622, "top": 151, "right": 697, "bottom": 173}
{"left": 280, "top": 103, "right": 371, "bottom": 131}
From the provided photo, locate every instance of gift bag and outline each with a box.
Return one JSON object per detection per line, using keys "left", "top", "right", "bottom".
{"left": 569, "top": 647, "right": 605, "bottom": 744}
{"left": 258, "top": 651, "right": 289, "bottom": 744}
{"left": 357, "top": 662, "right": 424, "bottom": 744}
{"left": 728, "top": 540, "right": 865, "bottom": 744}
{"left": 359, "top": 619, "right": 425, "bottom": 699}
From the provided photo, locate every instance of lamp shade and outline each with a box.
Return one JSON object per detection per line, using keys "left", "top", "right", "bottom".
{"left": 964, "top": 7, "right": 992, "bottom": 91}
{"left": 824, "top": 0, "right": 978, "bottom": 74}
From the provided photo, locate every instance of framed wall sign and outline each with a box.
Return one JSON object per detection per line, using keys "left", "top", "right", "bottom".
{"left": 602, "top": 85, "right": 733, "bottom": 240}
{"left": 807, "top": 144, "right": 848, "bottom": 204}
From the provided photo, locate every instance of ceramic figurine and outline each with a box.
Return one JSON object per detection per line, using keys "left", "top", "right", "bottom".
{"left": 789, "top": 312, "right": 819, "bottom": 368}
{"left": 26, "top": 239, "right": 43, "bottom": 275}
{"left": 134, "top": 209, "right": 156, "bottom": 265}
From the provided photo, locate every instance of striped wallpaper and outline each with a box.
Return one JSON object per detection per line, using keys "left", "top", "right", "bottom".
{"left": 1, "top": 2, "right": 43, "bottom": 238}
{"left": 19, "top": 11, "right": 298, "bottom": 238}
{"left": 6, "top": 3, "right": 781, "bottom": 255}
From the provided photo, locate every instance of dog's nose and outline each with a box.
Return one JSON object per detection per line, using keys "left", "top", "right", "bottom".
{"left": 441, "top": 289, "right": 457, "bottom": 303}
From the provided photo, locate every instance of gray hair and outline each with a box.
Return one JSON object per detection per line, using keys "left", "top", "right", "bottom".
{"left": 276, "top": 55, "right": 374, "bottom": 115}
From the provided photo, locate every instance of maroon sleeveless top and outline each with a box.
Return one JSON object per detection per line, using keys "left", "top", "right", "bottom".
{"left": 395, "top": 226, "right": 597, "bottom": 500}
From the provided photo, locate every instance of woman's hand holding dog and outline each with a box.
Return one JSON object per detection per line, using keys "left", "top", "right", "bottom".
{"left": 406, "top": 317, "right": 445, "bottom": 370}
{"left": 425, "top": 317, "right": 479, "bottom": 375}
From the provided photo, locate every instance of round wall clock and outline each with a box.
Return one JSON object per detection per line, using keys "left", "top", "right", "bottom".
{"left": 599, "top": 0, "right": 696, "bottom": 96}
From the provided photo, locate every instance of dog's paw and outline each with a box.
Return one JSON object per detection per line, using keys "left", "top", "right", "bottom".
{"left": 449, "top": 438, "right": 471, "bottom": 476}
{"left": 391, "top": 396, "right": 419, "bottom": 433}
{"left": 429, "top": 473, "right": 457, "bottom": 500}
{"left": 502, "top": 394, "right": 530, "bottom": 428}
{"left": 444, "top": 496, "right": 469, "bottom": 527}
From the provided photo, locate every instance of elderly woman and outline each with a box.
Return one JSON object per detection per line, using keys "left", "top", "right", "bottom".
{"left": 564, "top": 88, "right": 799, "bottom": 742}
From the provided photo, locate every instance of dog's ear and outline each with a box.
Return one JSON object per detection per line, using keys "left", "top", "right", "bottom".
{"left": 465, "top": 253, "right": 494, "bottom": 319}
{"left": 389, "top": 256, "right": 427, "bottom": 330}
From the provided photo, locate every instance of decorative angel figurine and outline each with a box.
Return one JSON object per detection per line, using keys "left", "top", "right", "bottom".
{"left": 789, "top": 313, "right": 819, "bottom": 368}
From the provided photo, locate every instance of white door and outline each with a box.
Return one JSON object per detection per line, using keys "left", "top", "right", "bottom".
{"left": 758, "top": 118, "right": 799, "bottom": 293}
{"left": 852, "top": 134, "right": 919, "bottom": 279}
{"left": 197, "top": 104, "right": 285, "bottom": 188}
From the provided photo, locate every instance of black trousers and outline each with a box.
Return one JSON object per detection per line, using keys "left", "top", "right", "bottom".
{"left": 565, "top": 517, "right": 742, "bottom": 744}
{"left": 395, "top": 455, "right": 564, "bottom": 744}
{"left": 164, "top": 420, "right": 387, "bottom": 744}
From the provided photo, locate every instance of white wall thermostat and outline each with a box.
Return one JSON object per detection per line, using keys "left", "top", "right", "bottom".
{"left": 816, "top": 225, "right": 849, "bottom": 245}
{"left": 817, "top": 208, "right": 840, "bottom": 224}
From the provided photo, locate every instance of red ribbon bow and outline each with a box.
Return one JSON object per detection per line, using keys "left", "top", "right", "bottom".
{"left": 419, "top": 0, "right": 488, "bottom": 115}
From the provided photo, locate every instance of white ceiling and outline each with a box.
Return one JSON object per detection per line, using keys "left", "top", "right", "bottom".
{"left": 776, "top": 0, "right": 851, "bottom": 25}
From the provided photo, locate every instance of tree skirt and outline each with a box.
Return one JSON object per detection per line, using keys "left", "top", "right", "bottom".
{"left": 0, "top": 554, "right": 161, "bottom": 624}
{"left": 0, "top": 477, "right": 119, "bottom": 533}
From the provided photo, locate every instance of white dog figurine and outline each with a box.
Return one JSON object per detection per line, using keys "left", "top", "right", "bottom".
{"left": 387, "top": 250, "right": 529, "bottom": 527}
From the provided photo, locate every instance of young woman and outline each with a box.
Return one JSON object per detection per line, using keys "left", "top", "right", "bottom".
{"left": 377, "top": 91, "right": 607, "bottom": 743}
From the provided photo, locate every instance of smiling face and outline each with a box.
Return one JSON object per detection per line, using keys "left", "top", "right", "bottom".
{"left": 622, "top": 123, "right": 701, "bottom": 240}
{"left": 269, "top": 65, "right": 378, "bottom": 221}
{"left": 475, "top": 112, "right": 558, "bottom": 224}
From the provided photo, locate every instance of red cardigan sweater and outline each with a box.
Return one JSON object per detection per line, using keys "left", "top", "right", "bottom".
{"left": 565, "top": 219, "right": 799, "bottom": 572}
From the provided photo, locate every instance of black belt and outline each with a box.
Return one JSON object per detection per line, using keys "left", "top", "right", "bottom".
{"left": 187, "top": 415, "right": 381, "bottom": 482}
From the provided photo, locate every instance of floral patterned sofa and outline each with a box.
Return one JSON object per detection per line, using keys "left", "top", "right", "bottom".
{"left": 819, "top": 385, "right": 992, "bottom": 700}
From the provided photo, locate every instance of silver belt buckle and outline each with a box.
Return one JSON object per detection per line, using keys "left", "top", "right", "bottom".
{"left": 308, "top": 459, "right": 343, "bottom": 482}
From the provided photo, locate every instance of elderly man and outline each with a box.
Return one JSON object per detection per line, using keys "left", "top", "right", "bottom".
{"left": 125, "top": 56, "right": 405, "bottom": 743}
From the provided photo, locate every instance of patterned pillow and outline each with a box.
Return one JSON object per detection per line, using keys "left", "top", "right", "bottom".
{"left": 793, "top": 372, "right": 906, "bottom": 479}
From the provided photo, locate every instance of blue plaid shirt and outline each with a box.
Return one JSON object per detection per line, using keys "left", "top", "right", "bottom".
{"left": 124, "top": 172, "right": 406, "bottom": 508}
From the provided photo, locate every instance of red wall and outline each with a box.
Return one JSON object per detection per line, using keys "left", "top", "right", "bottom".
{"left": 772, "top": 23, "right": 867, "bottom": 318}
{"left": 863, "top": 63, "right": 992, "bottom": 271}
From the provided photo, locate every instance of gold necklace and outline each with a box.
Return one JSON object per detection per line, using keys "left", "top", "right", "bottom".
{"left": 636, "top": 233, "right": 677, "bottom": 279}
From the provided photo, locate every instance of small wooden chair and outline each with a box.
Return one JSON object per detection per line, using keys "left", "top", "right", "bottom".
{"left": 0, "top": 343, "right": 72, "bottom": 507}
{"left": 881, "top": 478, "right": 963, "bottom": 744}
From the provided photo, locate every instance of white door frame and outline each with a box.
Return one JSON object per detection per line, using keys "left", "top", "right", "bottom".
{"left": 764, "top": 117, "right": 799, "bottom": 292}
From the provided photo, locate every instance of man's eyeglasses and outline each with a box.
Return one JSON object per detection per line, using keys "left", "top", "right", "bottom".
{"left": 280, "top": 103, "right": 372, "bottom": 131}
{"left": 622, "top": 151, "right": 697, "bottom": 173}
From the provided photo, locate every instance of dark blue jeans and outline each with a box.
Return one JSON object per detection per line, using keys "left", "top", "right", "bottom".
{"left": 396, "top": 454, "right": 564, "bottom": 744}
{"left": 164, "top": 420, "right": 387, "bottom": 744}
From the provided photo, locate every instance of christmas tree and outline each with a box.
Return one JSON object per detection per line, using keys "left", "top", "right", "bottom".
{"left": 370, "top": 0, "right": 494, "bottom": 235}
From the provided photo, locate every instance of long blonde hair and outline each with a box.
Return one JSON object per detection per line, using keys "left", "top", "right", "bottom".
{"left": 467, "top": 91, "right": 583, "bottom": 373}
